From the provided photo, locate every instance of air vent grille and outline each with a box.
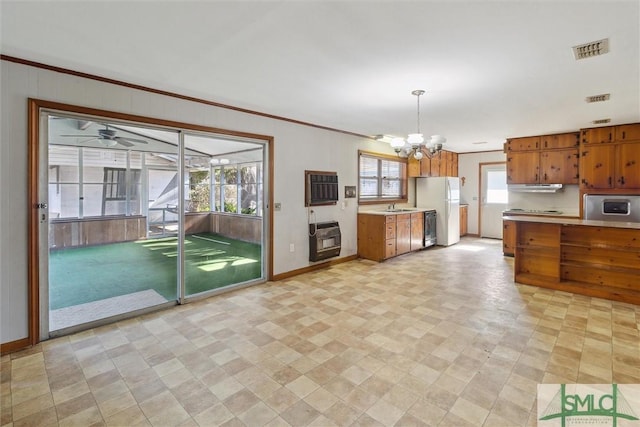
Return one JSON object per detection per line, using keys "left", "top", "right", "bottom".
{"left": 586, "top": 94, "right": 610, "bottom": 103}
{"left": 573, "top": 38, "right": 609, "bottom": 60}
{"left": 592, "top": 118, "right": 611, "bottom": 124}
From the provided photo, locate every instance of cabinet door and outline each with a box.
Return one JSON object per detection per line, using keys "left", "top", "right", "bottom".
{"left": 440, "top": 150, "right": 451, "bottom": 176}
{"left": 410, "top": 213, "right": 424, "bottom": 250}
{"left": 430, "top": 154, "right": 441, "bottom": 177}
{"left": 616, "top": 124, "right": 640, "bottom": 142}
{"left": 450, "top": 152, "right": 458, "bottom": 177}
{"left": 385, "top": 239, "right": 396, "bottom": 259}
{"left": 507, "top": 152, "right": 540, "bottom": 184}
{"left": 616, "top": 142, "right": 640, "bottom": 188}
{"left": 503, "top": 220, "right": 515, "bottom": 256}
{"left": 459, "top": 206, "right": 468, "bottom": 236}
{"left": 541, "top": 133, "right": 579, "bottom": 149}
{"left": 506, "top": 136, "right": 540, "bottom": 151}
{"left": 407, "top": 156, "right": 421, "bottom": 178}
{"left": 579, "top": 145, "right": 615, "bottom": 189}
{"left": 581, "top": 127, "right": 614, "bottom": 145}
{"left": 396, "top": 217, "right": 411, "bottom": 255}
{"left": 540, "top": 149, "right": 579, "bottom": 184}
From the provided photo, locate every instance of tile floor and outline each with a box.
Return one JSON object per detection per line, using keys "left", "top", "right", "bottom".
{"left": 2, "top": 237, "right": 639, "bottom": 426}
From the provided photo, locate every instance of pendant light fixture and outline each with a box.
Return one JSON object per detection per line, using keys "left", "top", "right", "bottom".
{"left": 389, "top": 90, "right": 446, "bottom": 160}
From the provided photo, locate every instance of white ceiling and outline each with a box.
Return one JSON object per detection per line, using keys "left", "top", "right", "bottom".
{"left": 2, "top": 1, "right": 639, "bottom": 153}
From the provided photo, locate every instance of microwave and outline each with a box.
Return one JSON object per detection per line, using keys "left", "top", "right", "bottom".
{"left": 583, "top": 195, "right": 640, "bottom": 222}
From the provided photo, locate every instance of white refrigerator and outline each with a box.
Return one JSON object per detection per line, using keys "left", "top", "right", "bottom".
{"left": 416, "top": 177, "right": 460, "bottom": 246}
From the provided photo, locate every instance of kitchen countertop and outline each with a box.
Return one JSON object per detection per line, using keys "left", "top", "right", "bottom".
{"left": 502, "top": 215, "right": 640, "bottom": 230}
{"left": 358, "top": 208, "right": 435, "bottom": 216}
{"left": 502, "top": 209, "right": 579, "bottom": 218}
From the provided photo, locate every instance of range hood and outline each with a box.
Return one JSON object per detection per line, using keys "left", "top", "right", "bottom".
{"left": 507, "top": 184, "right": 563, "bottom": 193}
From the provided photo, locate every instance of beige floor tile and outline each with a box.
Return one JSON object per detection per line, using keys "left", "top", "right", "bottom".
{"left": 3, "top": 238, "right": 639, "bottom": 427}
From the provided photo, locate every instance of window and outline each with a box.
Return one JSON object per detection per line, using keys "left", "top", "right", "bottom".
{"left": 486, "top": 170, "right": 508, "bottom": 204}
{"left": 358, "top": 150, "right": 407, "bottom": 203}
{"left": 212, "top": 162, "right": 262, "bottom": 216}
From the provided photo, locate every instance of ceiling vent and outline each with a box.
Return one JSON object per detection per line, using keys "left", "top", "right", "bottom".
{"left": 573, "top": 38, "right": 609, "bottom": 60}
{"left": 586, "top": 93, "right": 610, "bottom": 103}
{"left": 592, "top": 118, "right": 611, "bottom": 124}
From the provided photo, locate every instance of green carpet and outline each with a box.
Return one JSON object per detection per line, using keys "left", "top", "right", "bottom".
{"left": 49, "top": 233, "right": 262, "bottom": 310}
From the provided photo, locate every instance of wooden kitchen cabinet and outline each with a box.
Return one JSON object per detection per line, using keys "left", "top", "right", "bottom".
{"left": 358, "top": 212, "right": 425, "bottom": 262}
{"left": 506, "top": 132, "right": 579, "bottom": 185}
{"left": 410, "top": 212, "right": 424, "bottom": 251}
{"left": 617, "top": 123, "right": 640, "bottom": 142}
{"left": 459, "top": 205, "right": 468, "bottom": 236}
{"left": 581, "top": 126, "right": 615, "bottom": 145}
{"left": 580, "top": 145, "right": 615, "bottom": 189}
{"left": 540, "top": 149, "right": 579, "bottom": 184}
{"left": 505, "top": 136, "right": 540, "bottom": 151}
{"left": 541, "top": 133, "right": 580, "bottom": 149}
{"left": 502, "top": 219, "right": 515, "bottom": 256}
{"left": 507, "top": 151, "right": 539, "bottom": 184}
{"left": 580, "top": 123, "right": 640, "bottom": 189}
{"left": 395, "top": 214, "right": 411, "bottom": 255}
{"left": 616, "top": 142, "right": 640, "bottom": 188}
{"left": 408, "top": 149, "right": 458, "bottom": 178}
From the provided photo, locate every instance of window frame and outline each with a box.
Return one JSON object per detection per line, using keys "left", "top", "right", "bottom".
{"left": 358, "top": 150, "right": 408, "bottom": 205}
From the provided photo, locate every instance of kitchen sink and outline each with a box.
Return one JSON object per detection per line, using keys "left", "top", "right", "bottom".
{"left": 384, "top": 208, "right": 416, "bottom": 212}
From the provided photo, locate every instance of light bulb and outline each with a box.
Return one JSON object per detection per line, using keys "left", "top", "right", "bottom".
{"left": 414, "top": 150, "right": 424, "bottom": 161}
{"left": 390, "top": 137, "right": 406, "bottom": 149}
{"left": 407, "top": 133, "right": 424, "bottom": 146}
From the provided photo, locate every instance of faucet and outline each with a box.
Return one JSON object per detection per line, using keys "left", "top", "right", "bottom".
{"left": 388, "top": 203, "right": 396, "bottom": 211}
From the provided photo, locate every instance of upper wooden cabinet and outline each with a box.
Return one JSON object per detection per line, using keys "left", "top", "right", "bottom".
{"left": 541, "top": 133, "right": 580, "bottom": 149}
{"left": 540, "top": 149, "right": 579, "bottom": 184}
{"left": 408, "top": 149, "right": 458, "bottom": 178}
{"left": 581, "top": 126, "right": 615, "bottom": 145}
{"left": 580, "top": 123, "right": 640, "bottom": 189}
{"left": 505, "top": 136, "right": 540, "bottom": 151}
{"left": 506, "top": 132, "right": 579, "bottom": 184}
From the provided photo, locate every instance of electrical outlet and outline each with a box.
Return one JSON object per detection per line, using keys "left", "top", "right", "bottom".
{"left": 274, "top": 202, "right": 281, "bottom": 211}
{"left": 289, "top": 243, "right": 295, "bottom": 252}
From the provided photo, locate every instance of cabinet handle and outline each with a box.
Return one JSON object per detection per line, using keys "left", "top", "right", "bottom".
{"left": 620, "top": 176, "right": 625, "bottom": 185}
{"left": 535, "top": 174, "right": 538, "bottom": 181}
{"left": 609, "top": 132, "right": 612, "bottom": 141}
{"left": 544, "top": 173, "right": 547, "bottom": 181}
{"left": 609, "top": 177, "right": 612, "bottom": 186}
{"left": 622, "top": 131, "right": 626, "bottom": 139}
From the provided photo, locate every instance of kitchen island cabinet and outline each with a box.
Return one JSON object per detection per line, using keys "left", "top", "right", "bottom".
{"left": 459, "top": 205, "right": 468, "bottom": 236}
{"left": 505, "top": 215, "right": 640, "bottom": 305}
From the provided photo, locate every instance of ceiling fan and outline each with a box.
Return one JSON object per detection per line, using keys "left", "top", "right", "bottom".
{"left": 61, "top": 125, "right": 149, "bottom": 147}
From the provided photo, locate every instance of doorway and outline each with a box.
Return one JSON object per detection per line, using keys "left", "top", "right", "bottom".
{"left": 33, "top": 101, "right": 271, "bottom": 339}
{"left": 479, "top": 162, "right": 507, "bottom": 239}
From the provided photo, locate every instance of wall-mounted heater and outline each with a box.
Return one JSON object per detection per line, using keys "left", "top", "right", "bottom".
{"left": 309, "top": 221, "right": 341, "bottom": 262}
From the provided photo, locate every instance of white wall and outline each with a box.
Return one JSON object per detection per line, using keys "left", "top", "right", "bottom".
{"left": 0, "top": 60, "right": 397, "bottom": 345}
{"left": 458, "top": 151, "right": 506, "bottom": 235}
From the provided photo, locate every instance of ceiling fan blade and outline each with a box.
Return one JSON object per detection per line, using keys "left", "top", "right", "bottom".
{"left": 115, "top": 137, "right": 148, "bottom": 145}
{"left": 115, "top": 139, "right": 134, "bottom": 148}
{"left": 78, "top": 137, "right": 99, "bottom": 144}
{"left": 60, "top": 134, "right": 100, "bottom": 138}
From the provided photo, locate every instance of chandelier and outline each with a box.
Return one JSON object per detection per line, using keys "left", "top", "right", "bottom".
{"left": 389, "top": 90, "right": 446, "bottom": 160}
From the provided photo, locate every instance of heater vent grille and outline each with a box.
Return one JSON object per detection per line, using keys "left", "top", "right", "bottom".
{"left": 592, "top": 118, "right": 611, "bottom": 124}
{"left": 586, "top": 94, "right": 611, "bottom": 103}
{"left": 573, "top": 39, "right": 609, "bottom": 60}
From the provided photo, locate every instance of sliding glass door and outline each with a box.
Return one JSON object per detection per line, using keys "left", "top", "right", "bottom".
{"left": 183, "top": 133, "right": 264, "bottom": 298}
{"left": 40, "top": 111, "right": 267, "bottom": 336}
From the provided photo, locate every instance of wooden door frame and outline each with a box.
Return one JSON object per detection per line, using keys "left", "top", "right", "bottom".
{"left": 26, "top": 98, "right": 274, "bottom": 347}
{"left": 477, "top": 161, "right": 506, "bottom": 238}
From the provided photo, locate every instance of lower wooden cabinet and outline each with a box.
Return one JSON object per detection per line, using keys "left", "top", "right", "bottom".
{"left": 460, "top": 205, "right": 468, "bottom": 236}
{"left": 358, "top": 212, "right": 425, "bottom": 261}
{"left": 503, "top": 219, "right": 515, "bottom": 256}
